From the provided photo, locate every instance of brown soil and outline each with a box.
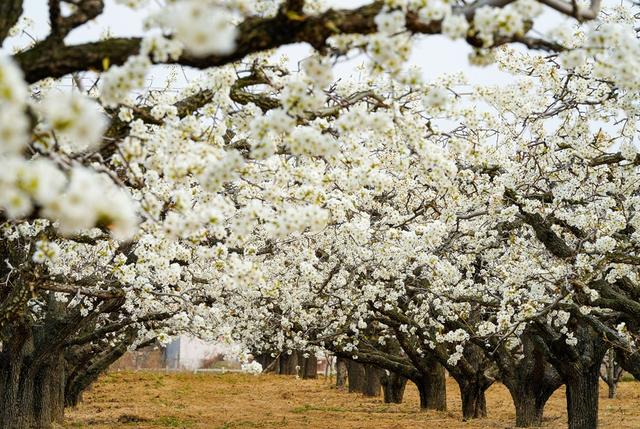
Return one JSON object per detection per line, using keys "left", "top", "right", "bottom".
{"left": 63, "top": 371, "right": 639, "bottom": 428}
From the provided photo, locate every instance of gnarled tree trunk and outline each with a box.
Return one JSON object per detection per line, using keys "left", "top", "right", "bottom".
{"left": 279, "top": 351, "right": 303, "bottom": 376}
{"left": 33, "top": 353, "right": 65, "bottom": 428}
{"left": 535, "top": 321, "right": 607, "bottom": 429}
{"left": 0, "top": 327, "right": 66, "bottom": 429}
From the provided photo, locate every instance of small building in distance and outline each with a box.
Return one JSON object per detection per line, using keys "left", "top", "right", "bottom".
{"left": 165, "top": 336, "right": 240, "bottom": 370}
{"left": 110, "top": 336, "right": 240, "bottom": 371}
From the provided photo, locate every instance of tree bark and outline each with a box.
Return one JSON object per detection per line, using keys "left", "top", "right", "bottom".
{"left": 380, "top": 370, "right": 407, "bottom": 403}
{"left": 512, "top": 388, "right": 547, "bottom": 427}
{"left": 347, "top": 360, "right": 366, "bottom": 393}
{"left": 457, "top": 379, "right": 488, "bottom": 420}
{"left": 336, "top": 357, "right": 348, "bottom": 389}
{"left": 413, "top": 362, "right": 447, "bottom": 411}
{"left": 279, "top": 351, "right": 303, "bottom": 376}
{"left": 33, "top": 354, "right": 65, "bottom": 428}
{"left": 601, "top": 348, "right": 622, "bottom": 399}
{"left": 534, "top": 322, "right": 607, "bottom": 429}
{"left": 362, "top": 364, "right": 381, "bottom": 397}
{"left": 302, "top": 355, "right": 318, "bottom": 379}
{"left": 0, "top": 325, "right": 34, "bottom": 429}
{"left": 566, "top": 366, "right": 600, "bottom": 429}
{"left": 499, "top": 336, "right": 562, "bottom": 428}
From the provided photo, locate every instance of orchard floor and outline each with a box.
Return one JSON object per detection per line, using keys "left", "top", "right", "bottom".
{"left": 63, "top": 371, "right": 640, "bottom": 429}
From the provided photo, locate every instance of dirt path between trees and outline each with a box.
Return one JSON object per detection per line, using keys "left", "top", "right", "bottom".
{"left": 64, "top": 371, "right": 640, "bottom": 428}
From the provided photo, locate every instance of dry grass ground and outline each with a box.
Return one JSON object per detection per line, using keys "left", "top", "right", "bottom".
{"left": 63, "top": 371, "right": 640, "bottom": 429}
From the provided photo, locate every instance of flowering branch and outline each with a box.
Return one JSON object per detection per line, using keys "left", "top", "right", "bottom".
{"left": 14, "top": 0, "right": 572, "bottom": 84}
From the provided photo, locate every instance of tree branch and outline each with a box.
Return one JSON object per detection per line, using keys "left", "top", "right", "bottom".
{"left": 14, "top": 0, "right": 568, "bottom": 84}
{"left": 0, "top": 0, "right": 23, "bottom": 45}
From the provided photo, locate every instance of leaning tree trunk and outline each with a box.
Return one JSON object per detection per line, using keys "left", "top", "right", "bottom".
{"left": 65, "top": 333, "right": 147, "bottom": 408}
{"left": 336, "top": 357, "right": 348, "bottom": 389}
{"left": 347, "top": 360, "right": 366, "bottom": 393}
{"left": 413, "top": 361, "right": 447, "bottom": 411}
{"left": 362, "top": 364, "right": 381, "bottom": 397}
{"left": 255, "top": 352, "right": 278, "bottom": 373}
{"left": 566, "top": 365, "right": 600, "bottom": 429}
{"left": 380, "top": 370, "right": 407, "bottom": 403}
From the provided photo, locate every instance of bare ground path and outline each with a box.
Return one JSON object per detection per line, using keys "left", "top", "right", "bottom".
{"left": 63, "top": 372, "right": 640, "bottom": 428}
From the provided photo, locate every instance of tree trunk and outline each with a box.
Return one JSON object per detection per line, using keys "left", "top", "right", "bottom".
{"left": 302, "top": 355, "right": 317, "bottom": 379}
{"left": 413, "top": 362, "right": 447, "bottom": 411}
{"left": 602, "top": 348, "right": 622, "bottom": 399}
{"left": 0, "top": 329, "right": 38, "bottom": 429}
{"left": 380, "top": 370, "right": 407, "bottom": 403}
{"left": 504, "top": 368, "right": 560, "bottom": 428}
{"left": 512, "top": 389, "right": 547, "bottom": 427}
{"left": 347, "top": 360, "right": 366, "bottom": 393}
{"left": 65, "top": 339, "right": 133, "bottom": 408}
{"left": 500, "top": 333, "right": 563, "bottom": 428}
{"left": 566, "top": 366, "right": 599, "bottom": 429}
{"left": 336, "top": 357, "right": 348, "bottom": 389}
{"left": 255, "top": 353, "right": 277, "bottom": 372}
{"left": 33, "top": 355, "right": 65, "bottom": 428}
{"left": 279, "top": 351, "right": 302, "bottom": 376}
{"left": 0, "top": 350, "right": 23, "bottom": 428}
{"left": 362, "top": 364, "right": 381, "bottom": 397}
{"left": 459, "top": 380, "right": 488, "bottom": 420}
